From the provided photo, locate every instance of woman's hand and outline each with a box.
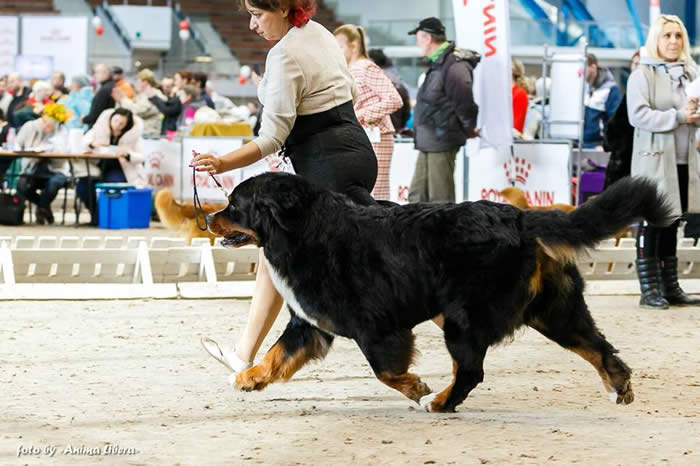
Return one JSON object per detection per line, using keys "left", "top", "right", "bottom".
{"left": 683, "top": 98, "right": 700, "bottom": 124}
{"left": 190, "top": 152, "right": 223, "bottom": 174}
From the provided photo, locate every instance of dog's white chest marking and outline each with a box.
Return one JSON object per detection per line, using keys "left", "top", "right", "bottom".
{"left": 264, "top": 257, "right": 322, "bottom": 330}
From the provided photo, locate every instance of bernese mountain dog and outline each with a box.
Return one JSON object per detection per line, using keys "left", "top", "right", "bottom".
{"left": 207, "top": 173, "right": 672, "bottom": 413}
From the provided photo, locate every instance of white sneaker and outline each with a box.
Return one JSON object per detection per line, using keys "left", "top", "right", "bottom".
{"left": 200, "top": 337, "right": 252, "bottom": 373}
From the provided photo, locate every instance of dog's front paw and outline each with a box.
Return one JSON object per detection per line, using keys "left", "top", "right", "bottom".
{"left": 232, "top": 366, "right": 270, "bottom": 392}
{"left": 419, "top": 392, "right": 456, "bottom": 413}
{"left": 611, "top": 380, "right": 634, "bottom": 405}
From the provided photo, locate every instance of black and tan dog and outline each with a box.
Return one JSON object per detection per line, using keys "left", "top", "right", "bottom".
{"left": 207, "top": 173, "right": 672, "bottom": 413}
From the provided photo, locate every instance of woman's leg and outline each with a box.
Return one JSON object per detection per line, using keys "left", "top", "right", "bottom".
{"left": 371, "top": 135, "right": 393, "bottom": 201}
{"left": 234, "top": 248, "right": 285, "bottom": 363}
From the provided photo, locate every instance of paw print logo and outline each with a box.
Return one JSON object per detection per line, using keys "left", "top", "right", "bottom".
{"left": 149, "top": 151, "right": 164, "bottom": 169}
{"left": 503, "top": 157, "right": 531, "bottom": 186}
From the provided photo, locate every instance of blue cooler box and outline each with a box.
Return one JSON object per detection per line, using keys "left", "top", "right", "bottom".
{"left": 96, "top": 183, "right": 153, "bottom": 229}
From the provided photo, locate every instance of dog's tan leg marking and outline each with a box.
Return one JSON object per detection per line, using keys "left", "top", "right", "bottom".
{"left": 235, "top": 328, "right": 331, "bottom": 391}
{"left": 569, "top": 347, "right": 634, "bottom": 405}
{"left": 378, "top": 373, "right": 432, "bottom": 402}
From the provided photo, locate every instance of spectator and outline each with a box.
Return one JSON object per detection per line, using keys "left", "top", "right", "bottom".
{"left": 83, "top": 64, "right": 115, "bottom": 129}
{"left": 50, "top": 71, "right": 69, "bottom": 101}
{"left": 407, "top": 17, "right": 479, "bottom": 203}
{"left": 6, "top": 72, "right": 32, "bottom": 128}
{"left": 583, "top": 53, "right": 622, "bottom": 149}
{"left": 115, "top": 68, "right": 165, "bottom": 138}
{"left": 335, "top": 24, "right": 402, "bottom": 201}
{"left": 511, "top": 59, "right": 529, "bottom": 136}
{"left": 177, "top": 85, "right": 206, "bottom": 129}
{"left": 59, "top": 75, "right": 94, "bottom": 131}
{"left": 205, "top": 80, "right": 236, "bottom": 117}
{"left": 15, "top": 109, "right": 69, "bottom": 225}
{"left": 75, "top": 108, "right": 146, "bottom": 224}
{"left": 192, "top": 72, "right": 216, "bottom": 109}
{"left": 603, "top": 50, "right": 641, "bottom": 189}
{"left": 368, "top": 48, "right": 412, "bottom": 133}
{"left": 0, "top": 75, "right": 12, "bottom": 115}
{"left": 12, "top": 81, "right": 53, "bottom": 128}
{"left": 149, "top": 76, "right": 181, "bottom": 134}
{"left": 627, "top": 15, "right": 700, "bottom": 308}
{"left": 173, "top": 70, "right": 192, "bottom": 99}
{"left": 112, "top": 66, "right": 135, "bottom": 99}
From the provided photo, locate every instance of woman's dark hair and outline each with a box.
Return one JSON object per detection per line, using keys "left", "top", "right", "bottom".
{"left": 192, "top": 72, "right": 208, "bottom": 90}
{"left": 369, "top": 49, "right": 392, "bottom": 69}
{"left": 110, "top": 108, "right": 134, "bottom": 144}
{"left": 239, "top": 0, "right": 317, "bottom": 28}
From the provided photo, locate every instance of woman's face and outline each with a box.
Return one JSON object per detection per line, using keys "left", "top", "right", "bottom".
{"left": 136, "top": 79, "right": 149, "bottom": 93}
{"left": 110, "top": 114, "right": 128, "bottom": 135}
{"left": 657, "top": 21, "right": 683, "bottom": 62}
{"left": 335, "top": 34, "right": 356, "bottom": 64}
{"left": 245, "top": 0, "right": 290, "bottom": 41}
{"left": 174, "top": 73, "right": 185, "bottom": 90}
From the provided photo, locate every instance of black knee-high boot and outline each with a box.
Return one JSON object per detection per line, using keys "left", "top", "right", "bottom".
{"left": 657, "top": 219, "right": 700, "bottom": 306}
{"left": 635, "top": 221, "right": 668, "bottom": 309}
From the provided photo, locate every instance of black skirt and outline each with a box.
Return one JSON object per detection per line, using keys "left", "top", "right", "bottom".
{"left": 284, "top": 100, "right": 378, "bottom": 206}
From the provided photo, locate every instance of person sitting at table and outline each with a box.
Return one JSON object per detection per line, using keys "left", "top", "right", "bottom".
{"left": 12, "top": 81, "right": 54, "bottom": 129}
{"left": 75, "top": 108, "right": 146, "bottom": 225}
{"left": 14, "top": 111, "right": 68, "bottom": 225}
{"left": 114, "top": 69, "right": 165, "bottom": 139}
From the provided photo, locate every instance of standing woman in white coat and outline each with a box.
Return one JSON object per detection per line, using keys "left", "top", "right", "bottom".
{"left": 627, "top": 15, "right": 700, "bottom": 309}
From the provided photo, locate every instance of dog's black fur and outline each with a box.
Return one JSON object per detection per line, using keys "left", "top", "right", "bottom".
{"left": 208, "top": 173, "right": 673, "bottom": 412}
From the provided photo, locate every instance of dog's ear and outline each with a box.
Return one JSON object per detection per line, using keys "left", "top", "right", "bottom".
{"left": 257, "top": 191, "right": 305, "bottom": 232}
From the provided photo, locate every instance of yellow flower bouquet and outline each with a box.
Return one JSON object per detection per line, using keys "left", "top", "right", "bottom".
{"left": 42, "top": 102, "right": 73, "bottom": 124}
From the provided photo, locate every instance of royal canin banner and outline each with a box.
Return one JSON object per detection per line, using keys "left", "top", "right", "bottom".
{"left": 467, "top": 141, "right": 572, "bottom": 205}
{"left": 452, "top": 0, "right": 512, "bottom": 149}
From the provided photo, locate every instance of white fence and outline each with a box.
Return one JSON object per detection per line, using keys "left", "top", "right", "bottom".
{"left": 3, "top": 235, "right": 700, "bottom": 299}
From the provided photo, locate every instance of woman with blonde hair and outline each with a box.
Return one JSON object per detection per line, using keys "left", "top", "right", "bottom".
{"left": 334, "top": 24, "right": 402, "bottom": 200}
{"left": 114, "top": 68, "right": 165, "bottom": 138}
{"left": 627, "top": 14, "right": 700, "bottom": 309}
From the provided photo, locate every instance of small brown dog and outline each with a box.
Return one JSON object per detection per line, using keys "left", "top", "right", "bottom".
{"left": 500, "top": 186, "right": 630, "bottom": 241}
{"left": 500, "top": 186, "right": 576, "bottom": 213}
{"left": 154, "top": 189, "right": 226, "bottom": 245}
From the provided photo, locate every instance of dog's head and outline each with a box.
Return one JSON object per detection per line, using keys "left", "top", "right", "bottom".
{"left": 207, "top": 172, "right": 318, "bottom": 248}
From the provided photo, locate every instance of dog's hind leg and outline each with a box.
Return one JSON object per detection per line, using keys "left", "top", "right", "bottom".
{"left": 234, "top": 314, "right": 334, "bottom": 392}
{"left": 526, "top": 268, "right": 634, "bottom": 405}
{"left": 420, "top": 318, "right": 488, "bottom": 413}
{"left": 357, "top": 330, "right": 432, "bottom": 403}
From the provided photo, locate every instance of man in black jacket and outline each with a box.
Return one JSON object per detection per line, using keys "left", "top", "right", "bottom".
{"left": 82, "top": 64, "right": 115, "bottom": 129}
{"left": 407, "top": 17, "right": 479, "bottom": 203}
{"left": 149, "top": 76, "right": 182, "bottom": 134}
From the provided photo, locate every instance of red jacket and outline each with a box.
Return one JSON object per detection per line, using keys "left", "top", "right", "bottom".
{"left": 512, "top": 85, "right": 528, "bottom": 133}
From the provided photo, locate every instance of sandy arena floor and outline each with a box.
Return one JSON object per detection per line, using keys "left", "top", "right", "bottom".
{"left": 0, "top": 296, "right": 698, "bottom": 465}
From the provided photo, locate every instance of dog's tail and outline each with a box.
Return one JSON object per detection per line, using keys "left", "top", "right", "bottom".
{"left": 523, "top": 177, "right": 675, "bottom": 259}
{"left": 155, "top": 189, "right": 191, "bottom": 229}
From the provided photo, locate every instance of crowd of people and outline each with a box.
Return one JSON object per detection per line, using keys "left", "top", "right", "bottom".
{"left": 0, "top": 66, "right": 259, "bottom": 225}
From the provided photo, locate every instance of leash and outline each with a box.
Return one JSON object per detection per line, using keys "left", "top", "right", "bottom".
{"left": 192, "top": 150, "right": 226, "bottom": 232}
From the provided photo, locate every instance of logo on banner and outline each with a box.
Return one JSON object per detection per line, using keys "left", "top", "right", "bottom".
{"left": 40, "top": 29, "right": 70, "bottom": 42}
{"left": 504, "top": 157, "right": 531, "bottom": 185}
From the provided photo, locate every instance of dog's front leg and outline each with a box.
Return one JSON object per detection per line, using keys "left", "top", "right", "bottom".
{"left": 234, "top": 314, "right": 334, "bottom": 392}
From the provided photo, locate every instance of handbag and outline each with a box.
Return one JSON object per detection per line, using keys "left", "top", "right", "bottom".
{"left": 0, "top": 192, "right": 26, "bottom": 225}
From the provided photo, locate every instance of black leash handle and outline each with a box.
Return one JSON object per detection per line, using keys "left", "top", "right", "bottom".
{"left": 192, "top": 150, "right": 225, "bottom": 232}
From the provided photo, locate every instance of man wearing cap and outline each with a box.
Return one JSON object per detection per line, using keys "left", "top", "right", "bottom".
{"left": 408, "top": 17, "right": 480, "bottom": 203}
